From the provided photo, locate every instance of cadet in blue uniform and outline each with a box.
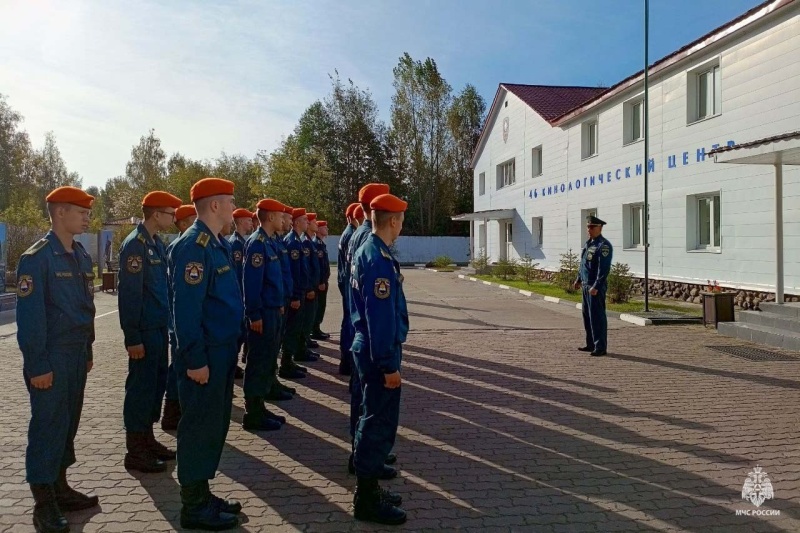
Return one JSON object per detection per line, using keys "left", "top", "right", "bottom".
{"left": 17, "top": 186, "right": 99, "bottom": 533}
{"left": 298, "top": 213, "right": 321, "bottom": 361}
{"left": 168, "top": 178, "right": 243, "bottom": 531}
{"left": 311, "top": 220, "right": 331, "bottom": 341}
{"left": 162, "top": 205, "right": 197, "bottom": 431}
{"left": 228, "top": 208, "right": 253, "bottom": 378}
{"left": 574, "top": 215, "right": 614, "bottom": 356}
{"left": 241, "top": 199, "right": 289, "bottom": 431}
{"left": 350, "top": 193, "right": 409, "bottom": 525}
{"left": 337, "top": 203, "right": 360, "bottom": 375}
{"left": 280, "top": 208, "right": 313, "bottom": 378}
{"left": 271, "top": 207, "right": 300, "bottom": 394}
{"left": 118, "top": 191, "right": 182, "bottom": 473}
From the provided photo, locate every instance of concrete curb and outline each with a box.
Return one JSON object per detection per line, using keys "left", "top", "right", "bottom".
{"left": 456, "top": 274, "right": 635, "bottom": 326}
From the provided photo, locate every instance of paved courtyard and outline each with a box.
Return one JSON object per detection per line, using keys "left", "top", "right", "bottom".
{"left": 2, "top": 268, "right": 800, "bottom": 532}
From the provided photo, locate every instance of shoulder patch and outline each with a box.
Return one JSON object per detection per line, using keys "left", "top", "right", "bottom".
{"left": 251, "top": 253, "right": 264, "bottom": 267}
{"left": 127, "top": 255, "right": 143, "bottom": 273}
{"left": 290, "top": 249, "right": 300, "bottom": 260}
{"left": 374, "top": 278, "right": 391, "bottom": 299}
{"left": 23, "top": 239, "right": 49, "bottom": 257}
{"left": 184, "top": 262, "right": 204, "bottom": 284}
{"left": 601, "top": 245, "right": 610, "bottom": 257}
{"left": 196, "top": 233, "right": 210, "bottom": 247}
{"left": 17, "top": 275, "right": 34, "bottom": 297}
{"left": 136, "top": 233, "right": 147, "bottom": 244}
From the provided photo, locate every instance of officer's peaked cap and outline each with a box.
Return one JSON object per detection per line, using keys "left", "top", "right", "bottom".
{"left": 586, "top": 215, "right": 606, "bottom": 226}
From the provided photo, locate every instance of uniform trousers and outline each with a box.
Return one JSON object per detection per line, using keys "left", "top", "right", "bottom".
{"left": 124, "top": 327, "right": 168, "bottom": 431}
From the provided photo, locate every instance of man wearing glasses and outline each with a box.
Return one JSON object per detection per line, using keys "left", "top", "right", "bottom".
{"left": 574, "top": 215, "right": 613, "bottom": 356}
{"left": 118, "top": 191, "right": 183, "bottom": 473}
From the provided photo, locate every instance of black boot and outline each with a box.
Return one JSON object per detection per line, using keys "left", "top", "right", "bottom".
{"left": 124, "top": 432, "right": 167, "bottom": 473}
{"left": 277, "top": 380, "right": 296, "bottom": 395}
{"left": 161, "top": 399, "right": 181, "bottom": 431}
{"left": 180, "top": 481, "right": 238, "bottom": 531}
{"left": 242, "top": 398, "right": 281, "bottom": 431}
{"left": 264, "top": 387, "right": 293, "bottom": 401}
{"left": 54, "top": 469, "right": 98, "bottom": 512}
{"left": 307, "top": 339, "right": 320, "bottom": 349}
{"left": 278, "top": 366, "right": 306, "bottom": 379}
{"left": 353, "top": 477, "right": 406, "bottom": 525}
{"left": 146, "top": 426, "right": 176, "bottom": 461}
{"left": 30, "top": 483, "right": 69, "bottom": 533}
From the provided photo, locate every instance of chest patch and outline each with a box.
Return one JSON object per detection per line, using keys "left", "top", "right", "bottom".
{"left": 303, "top": 248, "right": 310, "bottom": 257}
{"left": 127, "top": 255, "right": 143, "bottom": 273}
{"left": 290, "top": 249, "right": 300, "bottom": 260}
{"left": 374, "top": 278, "right": 391, "bottom": 299}
{"left": 17, "top": 275, "right": 33, "bottom": 297}
{"left": 233, "top": 250, "right": 243, "bottom": 262}
{"left": 251, "top": 253, "right": 264, "bottom": 267}
{"left": 185, "top": 262, "right": 204, "bottom": 285}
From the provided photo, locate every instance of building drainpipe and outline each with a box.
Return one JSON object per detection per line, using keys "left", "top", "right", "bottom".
{"left": 775, "top": 162, "right": 784, "bottom": 304}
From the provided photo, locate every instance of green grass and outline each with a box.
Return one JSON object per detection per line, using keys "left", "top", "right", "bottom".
{"left": 474, "top": 275, "right": 698, "bottom": 314}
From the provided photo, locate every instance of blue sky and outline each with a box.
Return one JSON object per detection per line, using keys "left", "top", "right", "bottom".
{"left": 0, "top": 0, "right": 761, "bottom": 189}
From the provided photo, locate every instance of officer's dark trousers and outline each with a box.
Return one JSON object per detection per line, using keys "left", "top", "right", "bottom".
{"left": 313, "top": 287, "right": 328, "bottom": 333}
{"left": 174, "top": 341, "right": 237, "bottom": 485}
{"left": 166, "top": 331, "right": 179, "bottom": 402}
{"left": 25, "top": 342, "right": 88, "bottom": 483}
{"left": 303, "top": 296, "right": 318, "bottom": 346}
{"left": 244, "top": 309, "right": 281, "bottom": 398}
{"left": 352, "top": 349, "right": 401, "bottom": 479}
{"left": 349, "top": 371, "right": 361, "bottom": 440}
{"left": 582, "top": 286, "right": 608, "bottom": 352}
{"left": 124, "top": 327, "right": 168, "bottom": 431}
{"left": 282, "top": 301, "right": 305, "bottom": 362}
{"left": 338, "top": 282, "right": 354, "bottom": 366}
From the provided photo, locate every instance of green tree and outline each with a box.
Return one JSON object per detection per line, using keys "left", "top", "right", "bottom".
{"left": 29, "top": 132, "right": 82, "bottom": 210}
{"left": 0, "top": 94, "right": 33, "bottom": 212}
{"left": 0, "top": 197, "right": 50, "bottom": 273}
{"left": 211, "top": 152, "right": 263, "bottom": 212}
{"left": 126, "top": 129, "right": 167, "bottom": 192}
{"left": 447, "top": 84, "right": 486, "bottom": 225}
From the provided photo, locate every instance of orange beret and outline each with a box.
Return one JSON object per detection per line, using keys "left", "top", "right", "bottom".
{"left": 45, "top": 186, "right": 94, "bottom": 209}
{"left": 353, "top": 205, "right": 364, "bottom": 219}
{"left": 283, "top": 205, "right": 294, "bottom": 214}
{"left": 142, "top": 191, "right": 182, "bottom": 209}
{"left": 346, "top": 202, "right": 359, "bottom": 217}
{"left": 257, "top": 199, "right": 286, "bottom": 213}
{"left": 306, "top": 213, "right": 317, "bottom": 222}
{"left": 190, "top": 177, "right": 234, "bottom": 202}
{"left": 359, "top": 183, "right": 390, "bottom": 204}
{"left": 175, "top": 205, "right": 197, "bottom": 222}
{"left": 317, "top": 221, "right": 327, "bottom": 227}
{"left": 292, "top": 208, "right": 307, "bottom": 220}
{"left": 232, "top": 208, "right": 253, "bottom": 219}
{"left": 370, "top": 193, "right": 407, "bottom": 213}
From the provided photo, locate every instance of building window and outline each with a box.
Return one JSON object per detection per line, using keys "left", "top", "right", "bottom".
{"left": 531, "top": 146, "right": 543, "bottom": 177}
{"left": 687, "top": 193, "right": 721, "bottom": 251}
{"left": 687, "top": 60, "right": 721, "bottom": 123}
{"left": 623, "top": 98, "right": 643, "bottom": 144}
{"left": 496, "top": 159, "right": 515, "bottom": 189}
{"left": 580, "top": 208, "right": 598, "bottom": 232}
{"left": 623, "top": 203, "right": 645, "bottom": 249}
{"left": 531, "top": 217, "right": 543, "bottom": 248}
{"left": 478, "top": 172, "right": 485, "bottom": 196}
{"left": 581, "top": 120, "right": 598, "bottom": 159}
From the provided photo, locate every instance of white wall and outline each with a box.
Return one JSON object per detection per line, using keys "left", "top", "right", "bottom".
{"left": 472, "top": 6, "right": 800, "bottom": 291}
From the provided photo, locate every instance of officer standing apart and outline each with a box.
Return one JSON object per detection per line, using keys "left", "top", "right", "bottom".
{"left": 17, "top": 186, "right": 99, "bottom": 533}
{"left": 229, "top": 208, "right": 253, "bottom": 378}
{"left": 118, "top": 191, "right": 182, "bottom": 473}
{"left": 241, "top": 199, "right": 290, "bottom": 431}
{"left": 337, "top": 203, "right": 360, "bottom": 376}
{"left": 162, "top": 205, "right": 197, "bottom": 431}
{"left": 168, "top": 178, "right": 243, "bottom": 531}
{"left": 573, "top": 215, "right": 613, "bottom": 356}
{"left": 311, "top": 220, "right": 331, "bottom": 341}
{"left": 350, "top": 193, "right": 409, "bottom": 525}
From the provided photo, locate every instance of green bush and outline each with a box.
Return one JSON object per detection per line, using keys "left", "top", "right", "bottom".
{"left": 470, "top": 249, "right": 490, "bottom": 275}
{"left": 431, "top": 255, "right": 453, "bottom": 268}
{"left": 555, "top": 248, "right": 580, "bottom": 293}
{"left": 494, "top": 257, "right": 518, "bottom": 280}
{"left": 516, "top": 254, "right": 539, "bottom": 285}
{"left": 608, "top": 262, "right": 634, "bottom": 303}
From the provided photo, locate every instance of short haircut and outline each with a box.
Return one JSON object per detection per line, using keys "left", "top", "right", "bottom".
{"left": 360, "top": 202, "right": 371, "bottom": 215}
{"left": 46, "top": 202, "right": 72, "bottom": 219}
{"left": 373, "top": 210, "right": 399, "bottom": 228}
{"left": 142, "top": 206, "right": 158, "bottom": 220}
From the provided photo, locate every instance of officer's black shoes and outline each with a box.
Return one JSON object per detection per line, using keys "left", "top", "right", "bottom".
{"left": 210, "top": 494, "right": 242, "bottom": 515}
{"left": 292, "top": 363, "right": 308, "bottom": 373}
{"left": 307, "top": 340, "right": 320, "bottom": 349}
{"left": 54, "top": 469, "right": 99, "bottom": 511}
{"left": 279, "top": 367, "right": 306, "bottom": 379}
{"left": 161, "top": 399, "right": 181, "bottom": 431}
{"left": 124, "top": 432, "right": 167, "bottom": 473}
{"left": 30, "top": 484, "right": 69, "bottom": 533}
{"left": 353, "top": 478, "right": 407, "bottom": 526}
{"left": 146, "top": 427, "right": 176, "bottom": 461}
{"left": 242, "top": 398, "right": 282, "bottom": 431}
{"left": 264, "top": 408, "right": 287, "bottom": 425}
{"left": 234, "top": 366, "right": 245, "bottom": 380}
{"left": 578, "top": 346, "right": 593, "bottom": 352}
{"left": 180, "top": 481, "right": 239, "bottom": 531}
{"left": 385, "top": 452, "right": 397, "bottom": 465}
{"left": 277, "top": 381, "right": 297, "bottom": 395}
{"left": 264, "top": 388, "right": 293, "bottom": 401}
{"left": 591, "top": 350, "right": 607, "bottom": 357}
{"left": 379, "top": 486, "right": 403, "bottom": 506}
{"left": 296, "top": 350, "right": 319, "bottom": 362}
{"left": 379, "top": 465, "right": 398, "bottom": 480}
{"left": 311, "top": 330, "right": 331, "bottom": 340}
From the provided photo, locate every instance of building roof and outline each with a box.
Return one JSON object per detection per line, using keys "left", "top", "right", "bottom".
{"left": 502, "top": 84, "right": 607, "bottom": 123}
{"left": 708, "top": 131, "right": 800, "bottom": 155}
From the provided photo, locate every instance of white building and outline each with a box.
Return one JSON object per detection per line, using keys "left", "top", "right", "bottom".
{"left": 459, "top": 0, "right": 800, "bottom": 296}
